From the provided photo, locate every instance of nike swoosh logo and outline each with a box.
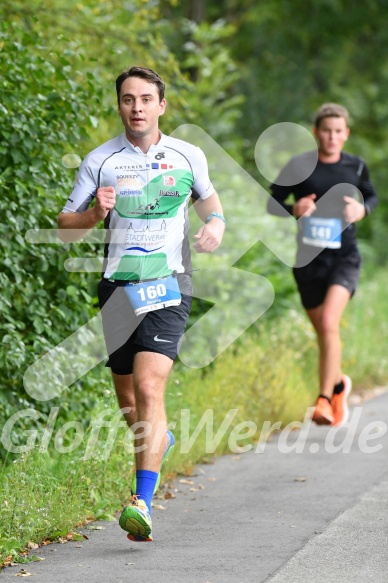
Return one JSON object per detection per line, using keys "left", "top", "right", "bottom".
{"left": 154, "top": 335, "right": 173, "bottom": 343}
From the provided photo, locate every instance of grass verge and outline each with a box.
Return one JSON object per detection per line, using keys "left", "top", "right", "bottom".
{"left": 1, "top": 267, "right": 388, "bottom": 565}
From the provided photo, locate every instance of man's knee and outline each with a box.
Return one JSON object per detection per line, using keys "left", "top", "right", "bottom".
{"left": 135, "top": 378, "right": 164, "bottom": 408}
{"left": 319, "top": 311, "right": 340, "bottom": 336}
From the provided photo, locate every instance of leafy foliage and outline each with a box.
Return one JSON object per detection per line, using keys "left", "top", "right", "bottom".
{"left": 165, "top": 0, "right": 387, "bottom": 262}
{"left": 0, "top": 21, "right": 105, "bottom": 445}
{"left": 0, "top": 2, "right": 247, "bottom": 454}
{"left": 1, "top": 0, "right": 388, "bottom": 557}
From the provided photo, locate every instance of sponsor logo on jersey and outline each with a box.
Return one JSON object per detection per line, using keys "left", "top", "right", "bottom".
{"left": 159, "top": 189, "right": 180, "bottom": 197}
{"left": 125, "top": 221, "right": 167, "bottom": 252}
{"left": 137, "top": 198, "right": 160, "bottom": 211}
{"left": 163, "top": 176, "right": 176, "bottom": 186}
{"left": 155, "top": 152, "right": 165, "bottom": 160}
{"left": 128, "top": 199, "right": 169, "bottom": 216}
{"left": 124, "top": 210, "right": 170, "bottom": 217}
{"left": 117, "top": 175, "right": 142, "bottom": 188}
{"left": 147, "top": 163, "right": 175, "bottom": 169}
{"left": 149, "top": 162, "right": 176, "bottom": 170}
{"left": 119, "top": 189, "right": 143, "bottom": 197}
{"left": 115, "top": 164, "right": 144, "bottom": 170}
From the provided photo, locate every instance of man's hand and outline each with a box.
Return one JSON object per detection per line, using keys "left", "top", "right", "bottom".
{"left": 343, "top": 196, "right": 365, "bottom": 223}
{"left": 292, "top": 194, "right": 317, "bottom": 218}
{"left": 57, "top": 185, "right": 117, "bottom": 242}
{"left": 193, "top": 219, "right": 225, "bottom": 253}
{"left": 93, "top": 186, "right": 117, "bottom": 220}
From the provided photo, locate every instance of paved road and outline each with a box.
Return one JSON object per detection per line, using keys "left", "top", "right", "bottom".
{"left": 2, "top": 391, "right": 388, "bottom": 583}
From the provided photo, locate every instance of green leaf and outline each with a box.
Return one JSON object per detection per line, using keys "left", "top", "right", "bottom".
{"left": 65, "top": 285, "right": 79, "bottom": 297}
{"left": 88, "top": 115, "right": 99, "bottom": 129}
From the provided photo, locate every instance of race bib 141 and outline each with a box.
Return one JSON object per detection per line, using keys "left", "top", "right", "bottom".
{"left": 302, "top": 217, "right": 342, "bottom": 249}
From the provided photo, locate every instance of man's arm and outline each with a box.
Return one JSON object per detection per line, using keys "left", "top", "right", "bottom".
{"left": 267, "top": 183, "right": 295, "bottom": 217}
{"left": 268, "top": 184, "right": 318, "bottom": 219}
{"left": 267, "top": 156, "right": 297, "bottom": 217}
{"left": 343, "top": 161, "right": 378, "bottom": 224}
{"left": 267, "top": 154, "right": 319, "bottom": 218}
{"left": 191, "top": 191, "right": 225, "bottom": 253}
{"left": 358, "top": 162, "right": 378, "bottom": 217}
{"left": 57, "top": 186, "right": 116, "bottom": 243}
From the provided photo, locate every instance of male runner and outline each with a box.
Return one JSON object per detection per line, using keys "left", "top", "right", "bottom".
{"left": 267, "top": 103, "right": 378, "bottom": 426}
{"left": 58, "top": 66, "right": 225, "bottom": 541}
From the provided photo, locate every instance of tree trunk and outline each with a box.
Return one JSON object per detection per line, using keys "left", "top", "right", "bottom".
{"left": 188, "top": 0, "right": 206, "bottom": 23}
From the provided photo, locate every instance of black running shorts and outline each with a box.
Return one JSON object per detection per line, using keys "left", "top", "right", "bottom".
{"left": 292, "top": 248, "right": 361, "bottom": 310}
{"left": 97, "top": 274, "right": 192, "bottom": 374}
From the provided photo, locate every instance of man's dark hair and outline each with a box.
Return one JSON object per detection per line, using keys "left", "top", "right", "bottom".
{"left": 116, "top": 66, "right": 165, "bottom": 104}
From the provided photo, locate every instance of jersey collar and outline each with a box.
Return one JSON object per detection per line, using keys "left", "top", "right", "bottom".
{"left": 121, "top": 131, "right": 165, "bottom": 154}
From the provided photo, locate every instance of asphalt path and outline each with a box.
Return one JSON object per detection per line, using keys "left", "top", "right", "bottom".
{"left": 2, "top": 390, "right": 388, "bottom": 583}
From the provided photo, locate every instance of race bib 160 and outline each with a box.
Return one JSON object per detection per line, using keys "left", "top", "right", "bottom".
{"left": 124, "top": 275, "right": 181, "bottom": 316}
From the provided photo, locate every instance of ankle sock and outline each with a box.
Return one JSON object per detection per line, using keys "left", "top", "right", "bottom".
{"left": 333, "top": 380, "right": 345, "bottom": 395}
{"left": 319, "top": 394, "right": 331, "bottom": 403}
{"left": 135, "top": 470, "right": 159, "bottom": 512}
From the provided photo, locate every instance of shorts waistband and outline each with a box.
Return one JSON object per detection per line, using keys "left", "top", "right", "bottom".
{"left": 103, "top": 272, "right": 186, "bottom": 287}
{"left": 105, "top": 277, "right": 161, "bottom": 286}
{"left": 106, "top": 279, "right": 139, "bottom": 286}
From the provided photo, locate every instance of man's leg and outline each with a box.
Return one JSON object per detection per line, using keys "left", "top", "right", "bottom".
{"left": 113, "top": 368, "right": 173, "bottom": 497}
{"left": 112, "top": 372, "right": 137, "bottom": 427}
{"left": 118, "top": 351, "right": 173, "bottom": 542}
{"left": 307, "top": 284, "right": 351, "bottom": 398}
{"left": 132, "top": 351, "right": 173, "bottom": 472}
{"left": 306, "top": 284, "right": 351, "bottom": 424}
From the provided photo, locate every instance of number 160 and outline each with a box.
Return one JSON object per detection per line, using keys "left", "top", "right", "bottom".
{"left": 137, "top": 284, "right": 167, "bottom": 301}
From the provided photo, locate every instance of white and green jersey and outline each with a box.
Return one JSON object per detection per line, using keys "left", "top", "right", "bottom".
{"left": 62, "top": 133, "right": 215, "bottom": 281}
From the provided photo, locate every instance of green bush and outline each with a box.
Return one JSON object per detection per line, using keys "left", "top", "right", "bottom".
{"left": 0, "top": 22, "right": 105, "bottom": 450}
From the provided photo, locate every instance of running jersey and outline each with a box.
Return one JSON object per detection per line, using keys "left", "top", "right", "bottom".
{"left": 62, "top": 133, "right": 215, "bottom": 281}
{"left": 268, "top": 151, "right": 378, "bottom": 255}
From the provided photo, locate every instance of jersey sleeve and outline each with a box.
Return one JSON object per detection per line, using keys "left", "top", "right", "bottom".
{"left": 267, "top": 158, "right": 296, "bottom": 217}
{"left": 358, "top": 161, "right": 378, "bottom": 216}
{"left": 190, "top": 146, "right": 215, "bottom": 200}
{"left": 61, "top": 155, "right": 98, "bottom": 214}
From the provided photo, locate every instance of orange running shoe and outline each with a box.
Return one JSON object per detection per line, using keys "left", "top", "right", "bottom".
{"left": 312, "top": 396, "right": 334, "bottom": 425}
{"left": 331, "top": 374, "right": 352, "bottom": 426}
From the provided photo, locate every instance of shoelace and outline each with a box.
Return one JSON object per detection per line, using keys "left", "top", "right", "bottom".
{"left": 129, "top": 494, "right": 149, "bottom": 514}
{"left": 130, "top": 494, "right": 141, "bottom": 506}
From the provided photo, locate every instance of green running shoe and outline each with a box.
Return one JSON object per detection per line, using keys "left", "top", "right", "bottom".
{"left": 119, "top": 495, "right": 153, "bottom": 542}
{"left": 131, "top": 430, "right": 175, "bottom": 495}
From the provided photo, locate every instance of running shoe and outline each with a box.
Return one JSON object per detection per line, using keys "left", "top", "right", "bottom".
{"left": 312, "top": 396, "right": 334, "bottom": 425}
{"left": 131, "top": 430, "right": 175, "bottom": 495}
{"left": 119, "top": 495, "right": 153, "bottom": 542}
{"left": 331, "top": 374, "right": 352, "bottom": 426}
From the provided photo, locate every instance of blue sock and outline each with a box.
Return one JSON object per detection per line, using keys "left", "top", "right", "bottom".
{"left": 135, "top": 470, "right": 158, "bottom": 512}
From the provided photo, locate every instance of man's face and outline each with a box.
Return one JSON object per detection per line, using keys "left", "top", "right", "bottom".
{"left": 314, "top": 116, "right": 350, "bottom": 159}
{"left": 118, "top": 76, "right": 166, "bottom": 141}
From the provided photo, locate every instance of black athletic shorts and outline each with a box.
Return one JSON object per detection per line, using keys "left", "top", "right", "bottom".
{"left": 97, "top": 274, "right": 192, "bottom": 375}
{"left": 292, "top": 248, "right": 361, "bottom": 310}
